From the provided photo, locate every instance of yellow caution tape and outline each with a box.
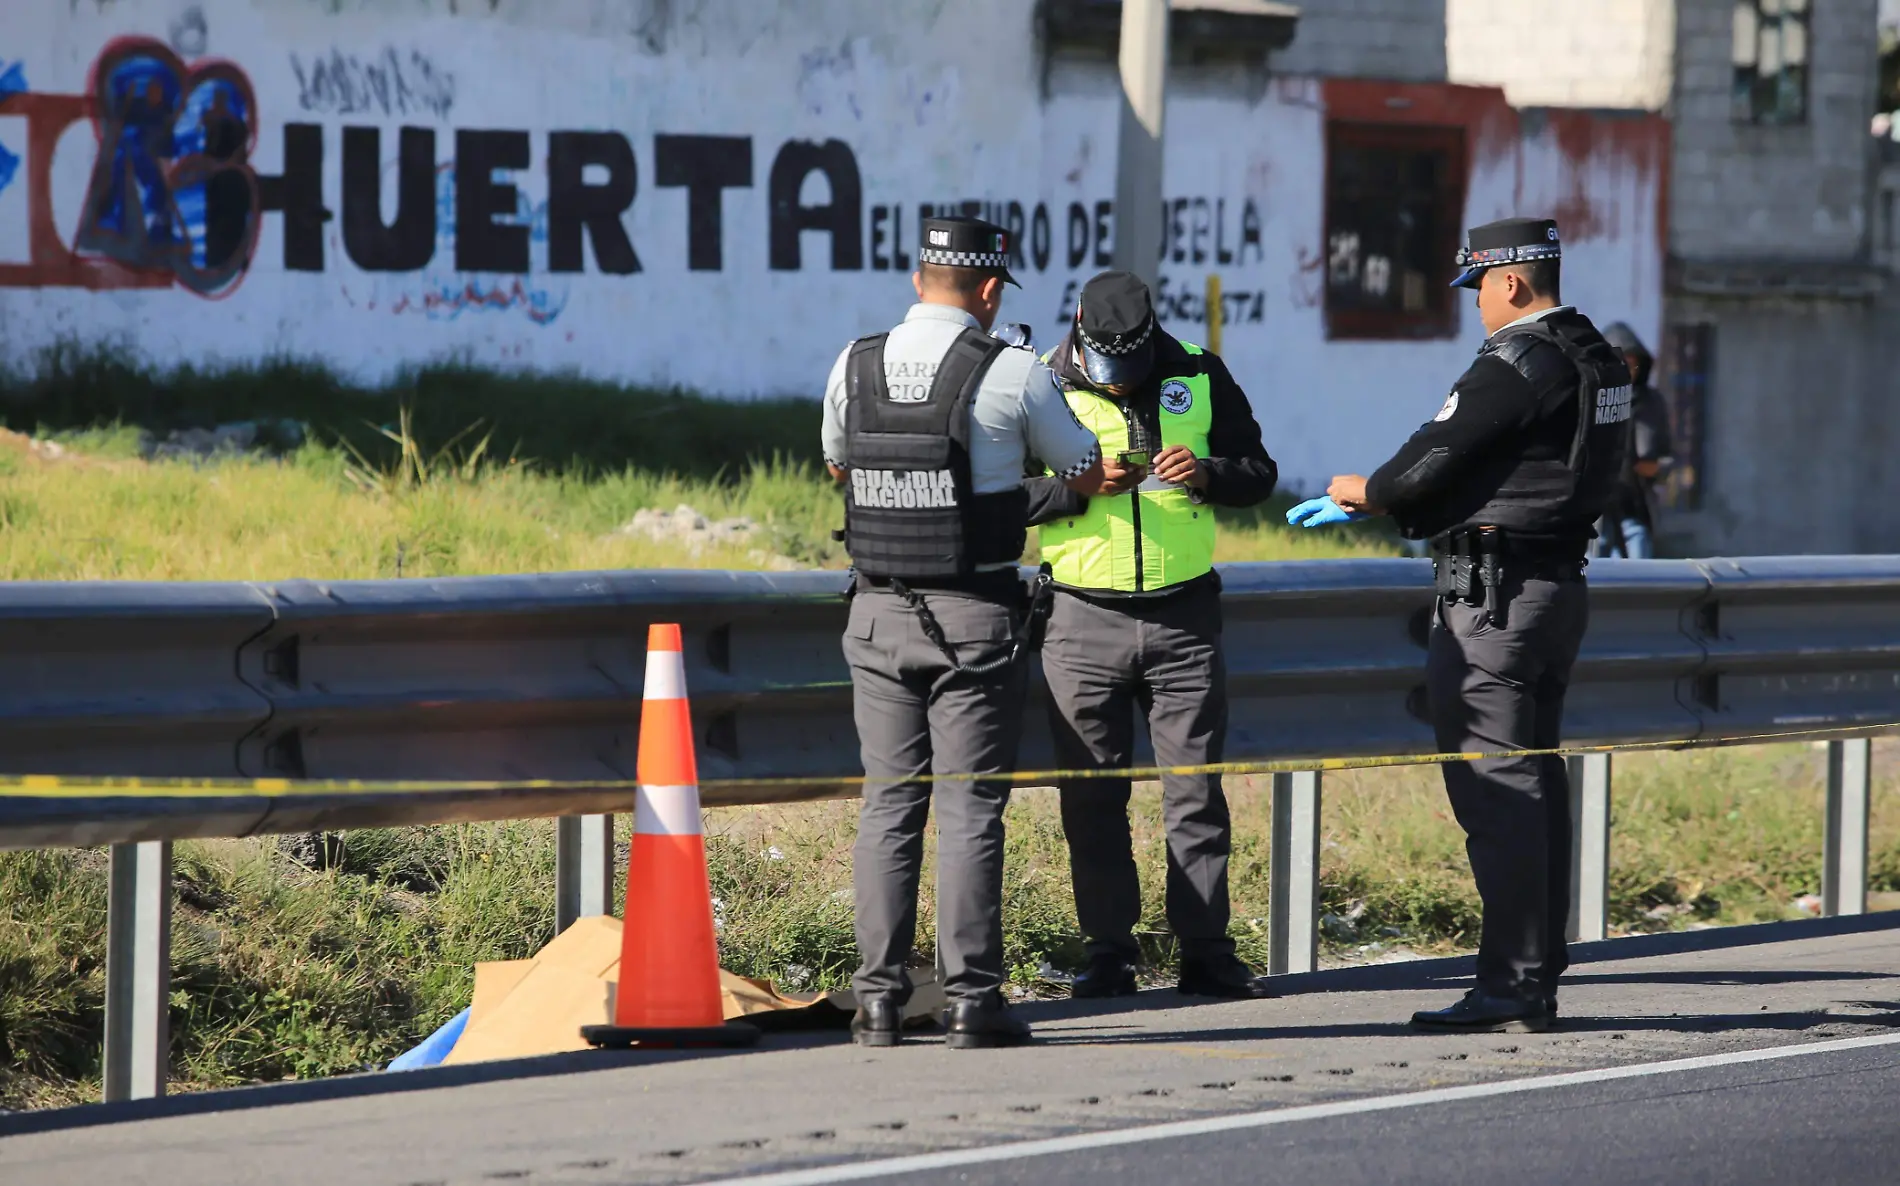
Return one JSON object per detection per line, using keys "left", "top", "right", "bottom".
{"left": 0, "top": 720, "right": 1891, "bottom": 801}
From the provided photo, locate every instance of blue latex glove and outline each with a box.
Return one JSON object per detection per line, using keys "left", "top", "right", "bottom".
{"left": 1285, "top": 497, "right": 1367, "bottom": 528}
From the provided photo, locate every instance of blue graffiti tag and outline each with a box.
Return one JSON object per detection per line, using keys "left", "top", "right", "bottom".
{"left": 74, "top": 38, "right": 260, "bottom": 296}
{"left": 373, "top": 161, "right": 566, "bottom": 324}
{"left": 0, "top": 61, "right": 28, "bottom": 197}
{"left": 89, "top": 48, "right": 185, "bottom": 251}
{"left": 170, "top": 70, "right": 254, "bottom": 275}
{"left": 430, "top": 160, "right": 551, "bottom": 249}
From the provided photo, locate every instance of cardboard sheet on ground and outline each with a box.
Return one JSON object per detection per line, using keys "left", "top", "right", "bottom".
{"left": 443, "top": 915, "right": 945, "bottom": 1065}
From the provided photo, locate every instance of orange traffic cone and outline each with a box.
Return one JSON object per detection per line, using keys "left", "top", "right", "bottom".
{"left": 581, "top": 623, "right": 759, "bottom": 1050}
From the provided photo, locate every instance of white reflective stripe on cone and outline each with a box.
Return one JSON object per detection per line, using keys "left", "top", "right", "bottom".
{"left": 643, "top": 649, "right": 689, "bottom": 702}
{"left": 635, "top": 785, "right": 704, "bottom": 836}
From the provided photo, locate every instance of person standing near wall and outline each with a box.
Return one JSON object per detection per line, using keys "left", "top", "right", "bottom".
{"left": 822, "top": 216, "right": 1104, "bottom": 1050}
{"left": 1289, "top": 218, "right": 1629, "bottom": 1032}
{"left": 1023, "top": 270, "right": 1279, "bottom": 1001}
{"left": 1592, "top": 322, "right": 1673, "bottom": 559}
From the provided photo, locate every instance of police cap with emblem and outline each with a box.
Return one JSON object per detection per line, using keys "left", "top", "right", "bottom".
{"left": 1450, "top": 217, "right": 1562, "bottom": 289}
{"left": 1072, "top": 270, "right": 1157, "bottom": 389}
{"left": 918, "top": 215, "right": 1020, "bottom": 287}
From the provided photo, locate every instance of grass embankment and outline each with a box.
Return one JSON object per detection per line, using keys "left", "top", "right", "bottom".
{"left": 0, "top": 350, "right": 1388, "bottom": 580}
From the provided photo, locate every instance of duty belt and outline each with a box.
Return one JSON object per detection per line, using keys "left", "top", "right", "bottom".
{"left": 846, "top": 565, "right": 1057, "bottom": 677}
{"left": 1431, "top": 527, "right": 1586, "bottom": 626}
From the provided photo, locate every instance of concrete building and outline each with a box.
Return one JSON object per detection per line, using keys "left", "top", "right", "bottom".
{"left": 6, "top": 1, "right": 1884, "bottom": 554}
{"left": 1447, "top": 0, "right": 1897, "bottom": 555}
{"left": 1268, "top": 0, "right": 1447, "bottom": 82}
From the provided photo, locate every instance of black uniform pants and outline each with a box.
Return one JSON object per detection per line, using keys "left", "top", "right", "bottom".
{"left": 1426, "top": 574, "right": 1589, "bottom": 1001}
{"left": 1042, "top": 580, "right": 1235, "bottom": 965}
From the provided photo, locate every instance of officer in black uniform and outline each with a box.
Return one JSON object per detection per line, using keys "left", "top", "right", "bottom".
{"left": 1290, "top": 217, "right": 1630, "bottom": 1032}
{"left": 821, "top": 216, "right": 1103, "bottom": 1049}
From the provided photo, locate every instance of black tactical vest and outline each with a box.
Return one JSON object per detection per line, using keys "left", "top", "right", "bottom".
{"left": 843, "top": 328, "right": 1029, "bottom": 580}
{"left": 1461, "top": 314, "right": 1631, "bottom": 542}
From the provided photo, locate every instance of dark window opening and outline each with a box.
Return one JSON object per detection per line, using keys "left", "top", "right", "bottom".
{"left": 1661, "top": 322, "right": 1713, "bottom": 512}
{"left": 1323, "top": 122, "right": 1466, "bottom": 340}
{"left": 1732, "top": 0, "right": 1809, "bottom": 126}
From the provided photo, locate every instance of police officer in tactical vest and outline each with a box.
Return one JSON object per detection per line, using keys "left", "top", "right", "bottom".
{"left": 1289, "top": 217, "right": 1630, "bottom": 1032}
{"left": 822, "top": 216, "right": 1104, "bottom": 1049}
{"left": 1023, "top": 270, "right": 1280, "bottom": 1001}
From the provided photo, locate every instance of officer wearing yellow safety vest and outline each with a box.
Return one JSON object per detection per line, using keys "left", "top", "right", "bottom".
{"left": 1023, "top": 271, "right": 1279, "bottom": 1000}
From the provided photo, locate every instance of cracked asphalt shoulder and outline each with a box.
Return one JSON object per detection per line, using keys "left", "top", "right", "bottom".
{"left": 5, "top": 914, "right": 1899, "bottom": 1186}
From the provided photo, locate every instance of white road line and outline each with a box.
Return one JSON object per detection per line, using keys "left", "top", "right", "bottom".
{"left": 697, "top": 1031, "right": 1900, "bottom": 1186}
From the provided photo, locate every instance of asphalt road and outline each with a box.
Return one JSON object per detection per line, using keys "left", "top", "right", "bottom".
{"left": 6, "top": 914, "right": 1900, "bottom": 1186}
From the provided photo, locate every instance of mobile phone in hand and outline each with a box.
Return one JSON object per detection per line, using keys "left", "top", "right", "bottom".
{"left": 991, "top": 323, "right": 1034, "bottom": 350}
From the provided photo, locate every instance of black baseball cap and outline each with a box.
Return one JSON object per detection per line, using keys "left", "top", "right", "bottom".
{"left": 1451, "top": 217, "right": 1562, "bottom": 288}
{"left": 1072, "top": 271, "right": 1156, "bottom": 389}
{"left": 918, "top": 216, "right": 1020, "bottom": 287}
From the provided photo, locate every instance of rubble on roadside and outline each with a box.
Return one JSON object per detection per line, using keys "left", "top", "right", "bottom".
{"left": 141, "top": 419, "right": 306, "bottom": 462}
{"left": 0, "top": 428, "right": 121, "bottom": 471}
{"left": 614, "top": 503, "right": 800, "bottom": 570}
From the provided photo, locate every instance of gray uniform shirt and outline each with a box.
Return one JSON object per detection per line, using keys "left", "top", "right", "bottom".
{"left": 822, "top": 303, "right": 1100, "bottom": 494}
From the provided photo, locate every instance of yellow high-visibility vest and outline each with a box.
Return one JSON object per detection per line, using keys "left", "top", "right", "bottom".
{"left": 1039, "top": 344, "right": 1216, "bottom": 592}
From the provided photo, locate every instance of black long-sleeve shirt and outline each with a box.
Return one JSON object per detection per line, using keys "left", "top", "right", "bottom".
{"left": 1365, "top": 308, "right": 1610, "bottom": 543}
{"left": 1023, "top": 331, "right": 1277, "bottom": 527}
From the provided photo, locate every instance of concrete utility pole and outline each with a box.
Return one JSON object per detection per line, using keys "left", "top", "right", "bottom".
{"left": 1113, "top": 0, "right": 1169, "bottom": 291}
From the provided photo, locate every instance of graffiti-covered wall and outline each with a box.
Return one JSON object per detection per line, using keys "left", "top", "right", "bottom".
{"left": 0, "top": 0, "right": 1666, "bottom": 491}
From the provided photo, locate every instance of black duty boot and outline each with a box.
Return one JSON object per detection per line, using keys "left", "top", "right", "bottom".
{"left": 1177, "top": 955, "right": 1274, "bottom": 1000}
{"left": 1412, "top": 988, "right": 1549, "bottom": 1034}
{"left": 1530, "top": 977, "right": 1560, "bottom": 1023}
{"left": 942, "top": 998, "right": 1032, "bottom": 1050}
{"left": 851, "top": 996, "right": 904, "bottom": 1048}
{"left": 1071, "top": 952, "right": 1139, "bottom": 1000}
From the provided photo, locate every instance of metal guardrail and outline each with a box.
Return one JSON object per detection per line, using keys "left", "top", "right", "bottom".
{"left": 4, "top": 557, "right": 1896, "bottom": 1103}
{"left": 8, "top": 556, "right": 1899, "bottom": 847}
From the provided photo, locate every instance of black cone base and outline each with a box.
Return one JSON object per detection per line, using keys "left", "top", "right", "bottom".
{"left": 581, "top": 1020, "right": 762, "bottom": 1050}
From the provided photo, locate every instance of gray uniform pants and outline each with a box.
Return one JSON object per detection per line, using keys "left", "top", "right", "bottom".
{"left": 1426, "top": 574, "right": 1590, "bottom": 1001}
{"left": 844, "top": 586, "right": 1025, "bottom": 1007}
{"left": 1042, "top": 579, "right": 1235, "bottom": 964}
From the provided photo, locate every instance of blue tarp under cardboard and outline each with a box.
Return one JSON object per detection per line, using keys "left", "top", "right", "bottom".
{"left": 387, "top": 1007, "right": 470, "bottom": 1071}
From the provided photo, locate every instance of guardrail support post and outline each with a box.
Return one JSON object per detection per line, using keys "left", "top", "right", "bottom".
{"left": 1269, "top": 771, "right": 1322, "bottom": 975}
{"left": 1566, "top": 754, "right": 1611, "bottom": 943}
{"left": 555, "top": 815, "right": 616, "bottom": 932}
{"left": 1823, "top": 738, "right": 1872, "bottom": 917}
{"left": 104, "top": 840, "right": 171, "bottom": 1102}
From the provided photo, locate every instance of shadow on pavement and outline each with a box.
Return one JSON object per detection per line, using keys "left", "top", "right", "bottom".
{"left": 1028, "top": 1007, "right": 1900, "bottom": 1048}
{"left": 1014, "top": 915, "right": 1900, "bottom": 1026}
{"left": 1259, "top": 909, "right": 1900, "bottom": 998}
{"left": 0, "top": 1030, "right": 846, "bottom": 1140}
{"left": 1561, "top": 968, "right": 1900, "bottom": 988}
